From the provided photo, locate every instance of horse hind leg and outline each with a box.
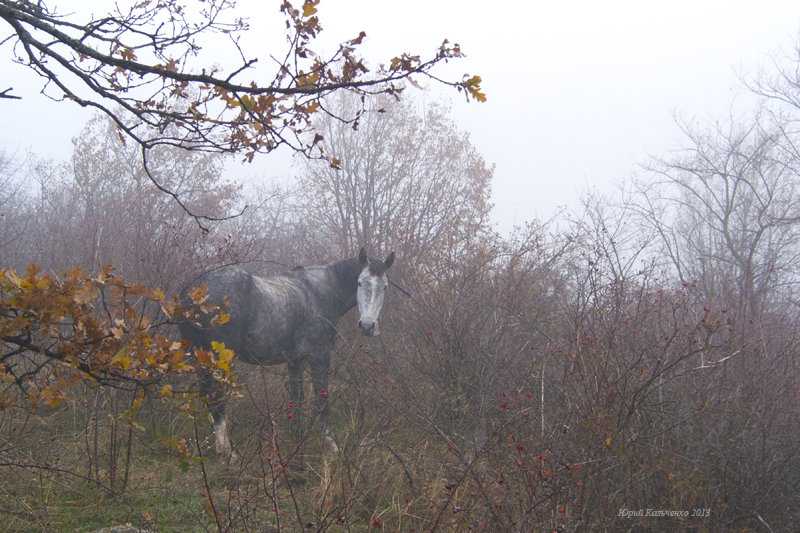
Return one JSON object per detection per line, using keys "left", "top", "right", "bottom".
{"left": 200, "top": 371, "right": 237, "bottom": 462}
{"left": 310, "top": 353, "right": 339, "bottom": 453}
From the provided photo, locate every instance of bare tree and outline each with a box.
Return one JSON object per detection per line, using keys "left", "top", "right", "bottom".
{"left": 297, "top": 92, "right": 493, "bottom": 260}
{"left": 20, "top": 114, "right": 256, "bottom": 289}
{"left": 0, "top": 149, "right": 31, "bottom": 260}
{"left": 636, "top": 114, "right": 800, "bottom": 316}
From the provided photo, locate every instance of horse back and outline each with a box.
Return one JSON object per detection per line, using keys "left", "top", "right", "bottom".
{"left": 179, "top": 266, "right": 327, "bottom": 365}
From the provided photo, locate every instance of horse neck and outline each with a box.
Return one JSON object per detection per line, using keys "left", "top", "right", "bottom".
{"left": 326, "top": 257, "right": 361, "bottom": 316}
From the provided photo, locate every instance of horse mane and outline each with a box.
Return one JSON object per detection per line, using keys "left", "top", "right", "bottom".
{"left": 328, "top": 257, "right": 362, "bottom": 286}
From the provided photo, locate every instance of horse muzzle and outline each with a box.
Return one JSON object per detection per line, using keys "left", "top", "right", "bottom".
{"left": 358, "top": 319, "right": 380, "bottom": 337}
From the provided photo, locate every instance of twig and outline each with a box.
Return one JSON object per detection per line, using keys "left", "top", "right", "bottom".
{"left": 140, "top": 145, "right": 246, "bottom": 233}
{"left": 389, "top": 279, "right": 413, "bottom": 298}
{"left": 194, "top": 419, "right": 223, "bottom": 533}
{"left": 757, "top": 513, "right": 775, "bottom": 533}
{"left": 692, "top": 349, "right": 740, "bottom": 371}
{"left": 0, "top": 87, "right": 21, "bottom": 99}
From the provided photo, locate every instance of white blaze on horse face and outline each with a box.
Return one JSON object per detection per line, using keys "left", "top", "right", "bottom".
{"left": 356, "top": 266, "right": 388, "bottom": 336}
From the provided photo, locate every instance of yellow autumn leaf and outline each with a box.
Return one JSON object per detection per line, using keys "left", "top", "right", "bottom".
{"left": 41, "top": 385, "right": 66, "bottom": 408}
{"left": 302, "top": 0, "right": 319, "bottom": 17}
{"left": 73, "top": 283, "right": 99, "bottom": 305}
{"left": 3, "top": 270, "right": 21, "bottom": 286}
{"left": 173, "top": 361, "right": 191, "bottom": 372}
{"left": 187, "top": 285, "right": 208, "bottom": 305}
{"left": 212, "top": 341, "right": 234, "bottom": 372}
{"left": 464, "top": 75, "right": 486, "bottom": 103}
{"left": 239, "top": 94, "right": 255, "bottom": 111}
{"left": 161, "top": 299, "right": 179, "bottom": 318}
{"left": 111, "top": 350, "right": 132, "bottom": 370}
{"left": 195, "top": 348, "right": 213, "bottom": 367}
{"left": 0, "top": 364, "right": 13, "bottom": 384}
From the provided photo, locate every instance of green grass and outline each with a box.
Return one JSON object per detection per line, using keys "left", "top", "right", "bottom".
{"left": 0, "top": 366, "right": 596, "bottom": 532}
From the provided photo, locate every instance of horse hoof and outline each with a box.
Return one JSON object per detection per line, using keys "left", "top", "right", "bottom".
{"left": 323, "top": 435, "right": 340, "bottom": 454}
{"left": 225, "top": 449, "right": 240, "bottom": 464}
{"left": 216, "top": 446, "right": 239, "bottom": 463}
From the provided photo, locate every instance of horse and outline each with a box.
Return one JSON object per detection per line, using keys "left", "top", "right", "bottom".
{"left": 178, "top": 248, "right": 395, "bottom": 459}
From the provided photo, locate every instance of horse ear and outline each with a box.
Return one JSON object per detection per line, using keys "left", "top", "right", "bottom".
{"left": 384, "top": 252, "right": 395, "bottom": 269}
{"left": 359, "top": 247, "right": 368, "bottom": 266}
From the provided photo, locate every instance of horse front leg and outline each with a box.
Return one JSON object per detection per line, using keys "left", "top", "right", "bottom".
{"left": 310, "top": 352, "right": 339, "bottom": 453}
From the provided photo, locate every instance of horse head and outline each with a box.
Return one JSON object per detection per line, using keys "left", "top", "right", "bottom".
{"left": 356, "top": 247, "right": 395, "bottom": 336}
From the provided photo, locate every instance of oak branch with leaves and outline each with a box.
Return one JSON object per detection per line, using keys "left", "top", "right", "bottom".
{"left": 0, "top": 265, "right": 234, "bottom": 410}
{"left": 0, "top": 0, "right": 485, "bottom": 162}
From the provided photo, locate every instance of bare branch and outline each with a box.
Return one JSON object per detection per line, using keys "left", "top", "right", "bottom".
{"left": 139, "top": 145, "right": 246, "bottom": 233}
{"left": 0, "top": 0, "right": 483, "bottom": 161}
{"left": 0, "top": 86, "right": 21, "bottom": 99}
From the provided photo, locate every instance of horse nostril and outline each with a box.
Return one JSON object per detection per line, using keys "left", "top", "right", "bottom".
{"left": 358, "top": 320, "right": 374, "bottom": 331}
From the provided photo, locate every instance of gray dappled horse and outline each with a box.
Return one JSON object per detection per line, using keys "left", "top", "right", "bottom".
{"left": 179, "top": 248, "right": 395, "bottom": 459}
